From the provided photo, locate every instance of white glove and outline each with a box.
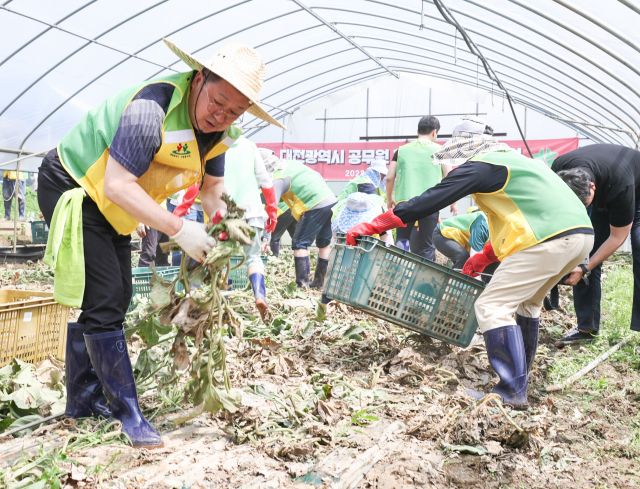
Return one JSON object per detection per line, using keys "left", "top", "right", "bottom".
{"left": 170, "top": 220, "right": 217, "bottom": 262}
{"left": 137, "top": 223, "right": 148, "bottom": 237}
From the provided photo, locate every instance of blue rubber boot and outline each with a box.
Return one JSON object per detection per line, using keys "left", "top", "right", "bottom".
{"left": 309, "top": 258, "right": 329, "bottom": 289}
{"left": 467, "top": 325, "right": 529, "bottom": 410}
{"left": 294, "top": 256, "right": 310, "bottom": 289}
{"left": 18, "top": 200, "right": 25, "bottom": 221}
{"left": 396, "top": 239, "right": 410, "bottom": 251}
{"left": 85, "top": 329, "right": 163, "bottom": 448}
{"left": 64, "top": 323, "right": 111, "bottom": 419}
{"left": 270, "top": 241, "right": 280, "bottom": 257}
{"left": 249, "top": 273, "right": 271, "bottom": 322}
{"left": 516, "top": 313, "right": 540, "bottom": 378}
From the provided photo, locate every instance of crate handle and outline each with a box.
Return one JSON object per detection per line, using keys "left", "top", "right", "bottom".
{"left": 335, "top": 238, "right": 388, "bottom": 254}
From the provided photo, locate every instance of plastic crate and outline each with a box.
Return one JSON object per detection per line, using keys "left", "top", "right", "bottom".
{"left": 228, "top": 255, "right": 269, "bottom": 290}
{"left": 325, "top": 234, "right": 485, "bottom": 348}
{"left": 129, "top": 266, "right": 181, "bottom": 312}
{"left": 31, "top": 221, "right": 48, "bottom": 244}
{"left": 0, "top": 289, "right": 69, "bottom": 367}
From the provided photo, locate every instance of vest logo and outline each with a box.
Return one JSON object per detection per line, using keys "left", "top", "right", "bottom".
{"left": 171, "top": 143, "right": 191, "bottom": 158}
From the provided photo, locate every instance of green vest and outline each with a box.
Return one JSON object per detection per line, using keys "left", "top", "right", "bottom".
{"left": 471, "top": 151, "right": 592, "bottom": 260}
{"left": 338, "top": 174, "right": 373, "bottom": 201}
{"left": 57, "top": 71, "right": 240, "bottom": 235}
{"left": 439, "top": 212, "right": 485, "bottom": 252}
{"left": 395, "top": 139, "right": 443, "bottom": 203}
{"left": 223, "top": 137, "right": 262, "bottom": 207}
{"left": 274, "top": 161, "right": 334, "bottom": 217}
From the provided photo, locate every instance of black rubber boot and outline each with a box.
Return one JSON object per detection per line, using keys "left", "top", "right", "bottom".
{"left": 516, "top": 313, "right": 539, "bottom": 377}
{"left": 64, "top": 323, "right": 111, "bottom": 419}
{"left": 467, "top": 325, "right": 529, "bottom": 410}
{"left": 270, "top": 241, "right": 280, "bottom": 257}
{"left": 309, "top": 258, "right": 329, "bottom": 289}
{"left": 85, "top": 329, "right": 163, "bottom": 448}
{"left": 294, "top": 256, "right": 310, "bottom": 289}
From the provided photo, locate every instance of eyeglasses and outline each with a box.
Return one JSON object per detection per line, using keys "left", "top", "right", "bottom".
{"left": 205, "top": 81, "right": 245, "bottom": 124}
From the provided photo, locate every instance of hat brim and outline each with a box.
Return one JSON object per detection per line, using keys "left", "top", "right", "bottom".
{"left": 163, "top": 39, "right": 287, "bottom": 130}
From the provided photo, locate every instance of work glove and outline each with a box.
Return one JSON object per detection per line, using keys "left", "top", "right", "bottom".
{"left": 262, "top": 186, "right": 278, "bottom": 233}
{"left": 170, "top": 220, "right": 217, "bottom": 263}
{"left": 173, "top": 184, "right": 199, "bottom": 217}
{"left": 210, "top": 208, "right": 226, "bottom": 225}
{"left": 136, "top": 223, "right": 148, "bottom": 237}
{"left": 462, "top": 241, "right": 499, "bottom": 277}
{"left": 346, "top": 209, "right": 406, "bottom": 246}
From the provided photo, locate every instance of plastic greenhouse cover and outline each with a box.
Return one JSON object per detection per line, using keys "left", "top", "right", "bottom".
{"left": 1, "top": 0, "right": 639, "bottom": 171}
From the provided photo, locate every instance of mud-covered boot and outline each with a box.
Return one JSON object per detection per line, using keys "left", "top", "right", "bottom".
{"left": 250, "top": 273, "right": 272, "bottom": 322}
{"left": 467, "top": 325, "right": 529, "bottom": 410}
{"left": 294, "top": 256, "right": 310, "bottom": 289}
{"left": 309, "top": 258, "right": 328, "bottom": 289}
{"left": 270, "top": 241, "right": 280, "bottom": 257}
{"left": 64, "top": 323, "right": 111, "bottom": 419}
{"left": 85, "top": 329, "right": 163, "bottom": 448}
{"left": 516, "top": 313, "right": 539, "bottom": 378}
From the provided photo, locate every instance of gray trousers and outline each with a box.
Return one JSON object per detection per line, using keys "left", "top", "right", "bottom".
{"left": 395, "top": 211, "right": 439, "bottom": 261}
{"left": 138, "top": 228, "right": 170, "bottom": 268}
{"left": 432, "top": 226, "right": 470, "bottom": 270}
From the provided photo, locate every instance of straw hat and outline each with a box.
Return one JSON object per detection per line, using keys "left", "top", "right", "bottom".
{"left": 163, "top": 38, "right": 286, "bottom": 130}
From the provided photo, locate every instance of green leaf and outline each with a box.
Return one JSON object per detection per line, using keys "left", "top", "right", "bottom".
{"left": 0, "top": 417, "right": 14, "bottom": 433}
{"left": 343, "top": 324, "right": 365, "bottom": 339}
{"left": 315, "top": 302, "right": 326, "bottom": 322}
{"left": 300, "top": 322, "right": 315, "bottom": 339}
{"left": 138, "top": 315, "right": 173, "bottom": 347}
{"left": 6, "top": 414, "right": 43, "bottom": 437}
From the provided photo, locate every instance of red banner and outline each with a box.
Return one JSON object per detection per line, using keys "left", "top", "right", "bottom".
{"left": 256, "top": 138, "right": 578, "bottom": 180}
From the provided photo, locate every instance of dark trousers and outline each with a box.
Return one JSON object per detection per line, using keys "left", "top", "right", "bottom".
{"left": 396, "top": 211, "right": 439, "bottom": 261}
{"left": 432, "top": 226, "right": 469, "bottom": 270}
{"left": 138, "top": 228, "right": 170, "bottom": 268}
{"left": 3, "top": 178, "right": 26, "bottom": 219}
{"left": 270, "top": 208, "right": 298, "bottom": 243}
{"left": 38, "top": 150, "right": 132, "bottom": 335}
{"left": 574, "top": 201, "right": 640, "bottom": 333}
{"left": 292, "top": 204, "right": 335, "bottom": 250}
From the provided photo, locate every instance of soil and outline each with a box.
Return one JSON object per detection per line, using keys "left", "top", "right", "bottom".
{"left": 2, "top": 256, "right": 640, "bottom": 488}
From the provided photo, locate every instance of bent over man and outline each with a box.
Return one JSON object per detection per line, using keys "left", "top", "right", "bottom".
{"left": 347, "top": 116, "right": 593, "bottom": 410}
{"left": 38, "top": 40, "right": 284, "bottom": 448}
{"left": 553, "top": 144, "right": 640, "bottom": 345}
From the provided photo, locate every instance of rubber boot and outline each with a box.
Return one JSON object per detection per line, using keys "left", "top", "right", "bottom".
{"left": 467, "top": 325, "right": 529, "bottom": 410}
{"left": 516, "top": 313, "right": 539, "bottom": 378}
{"left": 321, "top": 293, "right": 332, "bottom": 305}
{"left": 3, "top": 200, "right": 10, "bottom": 220}
{"left": 84, "top": 329, "right": 163, "bottom": 448}
{"left": 270, "top": 241, "right": 280, "bottom": 257}
{"left": 18, "top": 200, "right": 25, "bottom": 221}
{"left": 294, "top": 256, "right": 310, "bottom": 289}
{"left": 250, "top": 273, "right": 271, "bottom": 322}
{"left": 396, "top": 239, "right": 410, "bottom": 251}
{"left": 64, "top": 323, "right": 111, "bottom": 419}
{"left": 309, "top": 258, "right": 328, "bottom": 289}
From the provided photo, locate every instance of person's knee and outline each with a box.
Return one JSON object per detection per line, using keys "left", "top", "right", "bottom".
{"left": 516, "top": 302, "right": 541, "bottom": 319}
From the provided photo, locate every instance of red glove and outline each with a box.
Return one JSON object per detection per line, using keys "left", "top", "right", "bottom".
{"left": 210, "top": 209, "right": 226, "bottom": 225}
{"left": 173, "top": 184, "right": 199, "bottom": 217}
{"left": 462, "top": 241, "right": 499, "bottom": 277}
{"left": 346, "top": 209, "right": 406, "bottom": 246}
{"left": 262, "top": 186, "right": 278, "bottom": 233}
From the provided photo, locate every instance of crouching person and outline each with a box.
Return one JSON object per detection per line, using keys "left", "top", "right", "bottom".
{"left": 346, "top": 116, "right": 594, "bottom": 409}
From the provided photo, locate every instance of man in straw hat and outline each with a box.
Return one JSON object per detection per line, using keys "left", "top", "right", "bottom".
{"left": 346, "top": 116, "right": 594, "bottom": 410}
{"left": 37, "top": 39, "right": 284, "bottom": 448}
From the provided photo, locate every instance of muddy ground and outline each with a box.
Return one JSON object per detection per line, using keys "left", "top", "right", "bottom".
{"left": 1, "top": 253, "right": 639, "bottom": 488}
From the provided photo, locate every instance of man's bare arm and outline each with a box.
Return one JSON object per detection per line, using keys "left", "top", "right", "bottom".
{"left": 386, "top": 159, "right": 398, "bottom": 207}
{"left": 199, "top": 174, "right": 227, "bottom": 218}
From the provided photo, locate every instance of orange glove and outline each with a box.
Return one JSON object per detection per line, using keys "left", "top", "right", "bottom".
{"left": 262, "top": 186, "right": 278, "bottom": 233}
{"left": 462, "top": 242, "right": 499, "bottom": 277}
{"left": 346, "top": 209, "right": 406, "bottom": 246}
{"left": 173, "top": 184, "right": 199, "bottom": 217}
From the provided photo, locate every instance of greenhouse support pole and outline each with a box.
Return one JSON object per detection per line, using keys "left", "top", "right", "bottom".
{"left": 366, "top": 89, "right": 369, "bottom": 140}
{"left": 323, "top": 109, "right": 327, "bottom": 143}
{"left": 13, "top": 159, "right": 19, "bottom": 254}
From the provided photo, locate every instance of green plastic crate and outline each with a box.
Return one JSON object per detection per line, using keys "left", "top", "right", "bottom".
{"left": 325, "top": 234, "right": 485, "bottom": 348}
{"left": 31, "top": 221, "right": 48, "bottom": 244}
{"left": 228, "top": 255, "right": 268, "bottom": 290}
{"left": 129, "top": 266, "right": 181, "bottom": 312}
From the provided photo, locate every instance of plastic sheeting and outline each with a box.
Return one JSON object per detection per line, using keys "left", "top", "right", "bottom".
{"left": 1, "top": 0, "right": 639, "bottom": 171}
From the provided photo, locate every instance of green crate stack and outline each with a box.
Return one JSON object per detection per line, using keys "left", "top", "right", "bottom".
{"left": 31, "top": 221, "right": 48, "bottom": 244}
{"left": 227, "top": 255, "right": 268, "bottom": 290}
{"left": 128, "top": 266, "right": 181, "bottom": 312}
{"left": 325, "top": 234, "right": 485, "bottom": 348}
